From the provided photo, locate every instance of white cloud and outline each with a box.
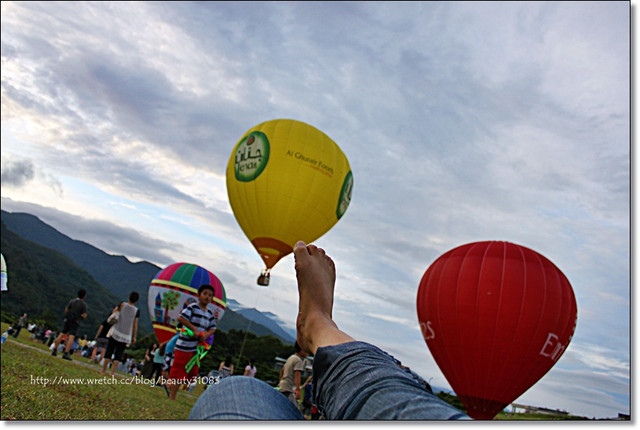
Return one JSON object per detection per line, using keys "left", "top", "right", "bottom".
{"left": 563, "top": 343, "right": 629, "bottom": 380}
{"left": 363, "top": 312, "right": 417, "bottom": 327}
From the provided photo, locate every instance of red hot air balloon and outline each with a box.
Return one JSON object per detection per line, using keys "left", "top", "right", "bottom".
{"left": 416, "top": 241, "right": 577, "bottom": 420}
{"left": 148, "top": 263, "right": 227, "bottom": 344}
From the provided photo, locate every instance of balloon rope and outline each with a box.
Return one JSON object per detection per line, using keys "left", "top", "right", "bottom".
{"left": 236, "top": 318, "right": 252, "bottom": 370}
{"left": 236, "top": 289, "right": 260, "bottom": 370}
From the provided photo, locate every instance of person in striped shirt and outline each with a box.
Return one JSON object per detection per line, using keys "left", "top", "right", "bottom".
{"left": 167, "top": 284, "right": 217, "bottom": 400}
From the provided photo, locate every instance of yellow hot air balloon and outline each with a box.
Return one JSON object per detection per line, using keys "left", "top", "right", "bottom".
{"left": 226, "top": 119, "right": 353, "bottom": 285}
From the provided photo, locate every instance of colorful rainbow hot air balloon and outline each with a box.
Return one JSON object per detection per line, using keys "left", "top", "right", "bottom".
{"left": 416, "top": 241, "right": 577, "bottom": 420}
{"left": 148, "top": 263, "right": 226, "bottom": 344}
{"left": 226, "top": 119, "right": 353, "bottom": 285}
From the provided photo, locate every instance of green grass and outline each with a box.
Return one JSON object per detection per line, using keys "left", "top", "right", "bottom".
{"left": 1, "top": 323, "right": 200, "bottom": 420}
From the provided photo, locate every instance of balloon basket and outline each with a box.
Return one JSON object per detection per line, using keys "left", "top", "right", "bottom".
{"left": 257, "top": 270, "right": 271, "bottom": 286}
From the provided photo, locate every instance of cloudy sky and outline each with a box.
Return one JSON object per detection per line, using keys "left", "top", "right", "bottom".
{"left": 1, "top": 1, "right": 630, "bottom": 419}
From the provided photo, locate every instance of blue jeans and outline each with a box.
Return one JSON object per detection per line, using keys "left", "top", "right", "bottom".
{"left": 189, "top": 341, "right": 468, "bottom": 420}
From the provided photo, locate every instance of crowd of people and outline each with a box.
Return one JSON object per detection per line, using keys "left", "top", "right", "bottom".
{"left": 4, "top": 287, "right": 270, "bottom": 397}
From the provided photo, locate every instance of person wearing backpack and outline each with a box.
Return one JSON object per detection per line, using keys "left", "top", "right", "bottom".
{"left": 51, "top": 289, "right": 88, "bottom": 361}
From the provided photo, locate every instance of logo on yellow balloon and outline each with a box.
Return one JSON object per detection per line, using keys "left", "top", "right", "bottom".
{"left": 234, "top": 131, "right": 270, "bottom": 182}
{"left": 337, "top": 171, "right": 353, "bottom": 219}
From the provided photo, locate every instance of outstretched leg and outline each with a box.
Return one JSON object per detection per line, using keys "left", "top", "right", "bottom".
{"left": 293, "top": 241, "right": 468, "bottom": 420}
{"left": 294, "top": 241, "right": 355, "bottom": 355}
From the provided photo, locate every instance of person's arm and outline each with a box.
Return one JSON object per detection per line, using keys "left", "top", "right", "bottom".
{"left": 80, "top": 301, "right": 89, "bottom": 319}
{"left": 229, "top": 364, "right": 234, "bottom": 375}
{"left": 94, "top": 325, "right": 103, "bottom": 340}
{"left": 178, "top": 316, "right": 200, "bottom": 336}
{"left": 218, "top": 361, "right": 224, "bottom": 371}
{"left": 244, "top": 366, "right": 250, "bottom": 376}
{"left": 132, "top": 317, "right": 138, "bottom": 344}
{"left": 201, "top": 317, "right": 217, "bottom": 339}
{"left": 294, "top": 370, "right": 302, "bottom": 400}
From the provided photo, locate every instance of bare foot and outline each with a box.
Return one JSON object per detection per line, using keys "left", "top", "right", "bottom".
{"left": 294, "top": 241, "right": 354, "bottom": 354}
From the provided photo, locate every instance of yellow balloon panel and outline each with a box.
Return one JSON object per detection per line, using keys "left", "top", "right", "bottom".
{"left": 226, "top": 119, "right": 353, "bottom": 269}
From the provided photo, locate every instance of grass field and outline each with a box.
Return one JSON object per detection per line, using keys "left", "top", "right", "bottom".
{"left": 1, "top": 323, "right": 200, "bottom": 420}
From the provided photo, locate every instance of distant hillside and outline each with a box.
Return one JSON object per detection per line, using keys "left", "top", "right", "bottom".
{"left": 0, "top": 221, "right": 121, "bottom": 336}
{"left": 216, "top": 306, "right": 292, "bottom": 341}
{"left": 229, "top": 300, "right": 296, "bottom": 343}
{"left": 1, "top": 210, "right": 294, "bottom": 344}
{"left": 2, "top": 210, "right": 158, "bottom": 335}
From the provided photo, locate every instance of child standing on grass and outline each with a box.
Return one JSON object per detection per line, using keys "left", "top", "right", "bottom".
{"left": 167, "top": 284, "right": 217, "bottom": 400}
{"left": 162, "top": 333, "right": 178, "bottom": 378}
{"left": 12, "top": 313, "right": 27, "bottom": 338}
{"left": 90, "top": 306, "right": 118, "bottom": 363}
{"left": 151, "top": 342, "right": 166, "bottom": 384}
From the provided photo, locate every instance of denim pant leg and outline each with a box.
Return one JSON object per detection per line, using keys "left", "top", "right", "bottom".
{"left": 313, "top": 341, "right": 469, "bottom": 420}
{"left": 189, "top": 376, "right": 304, "bottom": 420}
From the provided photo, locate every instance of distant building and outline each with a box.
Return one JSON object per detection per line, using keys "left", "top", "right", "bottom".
{"left": 273, "top": 356, "right": 287, "bottom": 370}
{"left": 511, "top": 403, "right": 569, "bottom": 416}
